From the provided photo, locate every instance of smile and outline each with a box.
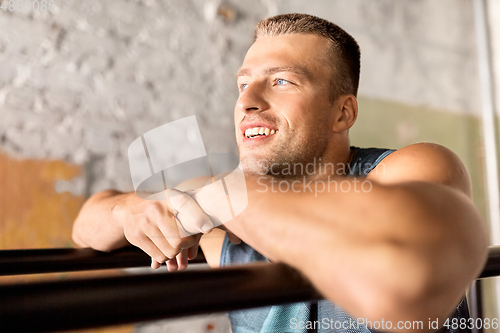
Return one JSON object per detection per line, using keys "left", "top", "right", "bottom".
{"left": 244, "top": 127, "right": 279, "bottom": 139}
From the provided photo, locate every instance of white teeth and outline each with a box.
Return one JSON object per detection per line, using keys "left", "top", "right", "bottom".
{"left": 244, "top": 127, "right": 278, "bottom": 138}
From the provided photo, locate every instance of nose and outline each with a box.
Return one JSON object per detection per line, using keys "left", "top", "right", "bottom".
{"left": 235, "top": 82, "right": 270, "bottom": 115}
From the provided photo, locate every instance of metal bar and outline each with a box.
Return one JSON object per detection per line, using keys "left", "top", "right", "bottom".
{"left": 478, "top": 246, "right": 500, "bottom": 279}
{"left": 0, "top": 262, "right": 322, "bottom": 333}
{"left": 0, "top": 245, "right": 497, "bottom": 332}
{"left": 2, "top": 245, "right": 500, "bottom": 277}
{"left": 472, "top": 0, "right": 499, "bottom": 319}
{"left": 0, "top": 246, "right": 206, "bottom": 276}
{"left": 473, "top": 0, "right": 500, "bottom": 247}
{"left": 469, "top": 280, "right": 484, "bottom": 333}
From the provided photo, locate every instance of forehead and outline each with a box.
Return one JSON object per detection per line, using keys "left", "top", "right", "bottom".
{"left": 238, "top": 34, "right": 332, "bottom": 78}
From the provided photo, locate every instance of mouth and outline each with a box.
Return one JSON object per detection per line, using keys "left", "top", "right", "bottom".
{"left": 243, "top": 126, "right": 279, "bottom": 139}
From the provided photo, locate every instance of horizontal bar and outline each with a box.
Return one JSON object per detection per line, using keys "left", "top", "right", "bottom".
{"left": 2, "top": 245, "right": 499, "bottom": 278}
{"left": 0, "top": 246, "right": 206, "bottom": 276}
{"left": 479, "top": 245, "right": 500, "bottom": 278}
{"left": 0, "top": 262, "right": 322, "bottom": 332}
{"left": 0, "top": 246, "right": 497, "bottom": 332}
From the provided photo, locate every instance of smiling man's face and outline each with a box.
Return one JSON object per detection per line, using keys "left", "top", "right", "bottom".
{"left": 235, "top": 33, "right": 342, "bottom": 178}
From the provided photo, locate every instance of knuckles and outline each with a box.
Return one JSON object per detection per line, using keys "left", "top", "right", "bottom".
{"left": 122, "top": 195, "right": 203, "bottom": 261}
{"left": 143, "top": 201, "right": 165, "bottom": 219}
{"left": 123, "top": 225, "right": 146, "bottom": 244}
{"left": 155, "top": 254, "right": 169, "bottom": 263}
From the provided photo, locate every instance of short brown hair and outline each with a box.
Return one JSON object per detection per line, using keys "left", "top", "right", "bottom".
{"left": 255, "top": 13, "right": 361, "bottom": 100}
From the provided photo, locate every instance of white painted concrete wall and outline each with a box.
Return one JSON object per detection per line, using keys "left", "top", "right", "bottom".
{"left": 0, "top": 0, "right": 492, "bottom": 194}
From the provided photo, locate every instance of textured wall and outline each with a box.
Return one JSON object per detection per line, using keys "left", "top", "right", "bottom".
{"left": 0, "top": 0, "right": 492, "bottom": 197}
{"left": 281, "top": 0, "right": 482, "bottom": 115}
{"left": 488, "top": 0, "right": 500, "bottom": 114}
{"left": 0, "top": 150, "right": 83, "bottom": 249}
{"left": 0, "top": 0, "right": 279, "bottom": 195}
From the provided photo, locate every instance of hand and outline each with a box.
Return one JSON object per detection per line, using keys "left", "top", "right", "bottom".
{"left": 166, "top": 188, "right": 241, "bottom": 256}
{"left": 113, "top": 192, "right": 207, "bottom": 271}
{"left": 190, "top": 168, "right": 247, "bottom": 245}
{"left": 138, "top": 166, "right": 248, "bottom": 270}
{"left": 179, "top": 168, "right": 247, "bottom": 245}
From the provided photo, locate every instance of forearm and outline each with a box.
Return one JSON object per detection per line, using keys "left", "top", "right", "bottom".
{"left": 72, "top": 190, "right": 132, "bottom": 251}
{"left": 224, "top": 176, "right": 488, "bottom": 328}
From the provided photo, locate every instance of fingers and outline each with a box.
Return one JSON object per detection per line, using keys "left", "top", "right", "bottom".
{"left": 166, "top": 248, "right": 190, "bottom": 271}
{"left": 159, "top": 193, "right": 183, "bottom": 241}
{"left": 132, "top": 195, "right": 197, "bottom": 259}
{"left": 176, "top": 249, "right": 189, "bottom": 271}
{"left": 188, "top": 244, "right": 199, "bottom": 260}
{"left": 124, "top": 222, "right": 179, "bottom": 265}
{"left": 167, "top": 257, "right": 178, "bottom": 271}
{"left": 126, "top": 231, "right": 171, "bottom": 264}
{"left": 167, "top": 189, "right": 214, "bottom": 234}
{"left": 151, "top": 258, "right": 161, "bottom": 270}
{"left": 124, "top": 201, "right": 179, "bottom": 263}
{"left": 139, "top": 217, "right": 178, "bottom": 263}
{"left": 151, "top": 248, "right": 194, "bottom": 271}
{"left": 144, "top": 226, "right": 200, "bottom": 266}
{"left": 125, "top": 189, "right": 213, "bottom": 271}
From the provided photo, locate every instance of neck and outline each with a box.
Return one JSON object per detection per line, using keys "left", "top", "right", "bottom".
{"left": 306, "top": 142, "right": 353, "bottom": 182}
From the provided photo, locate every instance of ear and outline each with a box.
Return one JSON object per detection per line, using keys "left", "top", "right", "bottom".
{"left": 332, "top": 95, "right": 358, "bottom": 132}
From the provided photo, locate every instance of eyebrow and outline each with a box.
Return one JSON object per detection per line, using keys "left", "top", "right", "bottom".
{"left": 235, "top": 65, "right": 312, "bottom": 80}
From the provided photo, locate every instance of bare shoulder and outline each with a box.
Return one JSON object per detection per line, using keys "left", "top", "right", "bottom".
{"left": 366, "top": 142, "right": 472, "bottom": 198}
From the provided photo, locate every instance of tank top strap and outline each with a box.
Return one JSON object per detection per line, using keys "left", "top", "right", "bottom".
{"left": 347, "top": 146, "right": 397, "bottom": 177}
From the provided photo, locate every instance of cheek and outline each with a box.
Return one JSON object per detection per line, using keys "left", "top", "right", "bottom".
{"left": 275, "top": 96, "right": 315, "bottom": 127}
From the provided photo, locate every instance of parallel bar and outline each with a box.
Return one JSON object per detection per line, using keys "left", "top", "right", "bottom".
{"left": 472, "top": 0, "right": 500, "bottom": 321}
{"left": 0, "top": 246, "right": 498, "bottom": 332}
{"left": 469, "top": 280, "right": 484, "bottom": 333}
{"left": 478, "top": 246, "right": 500, "bottom": 279}
{"left": 472, "top": 0, "right": 500, "bottom": 247}
{"left": 0, "top": 246, "right": 206, "bottom": 276}
{"left": 0, "top": 262, "right": 322, "bottom": 333}
{"left": 2, "top": 246, "right": 500, "bottom": 277}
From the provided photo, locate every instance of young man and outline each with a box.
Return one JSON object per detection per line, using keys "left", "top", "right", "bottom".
{"left": 72, "top": 14, "right": 488, "bottom": 333}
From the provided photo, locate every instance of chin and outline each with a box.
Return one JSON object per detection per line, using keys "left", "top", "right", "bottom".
{"left": 239, "top": 154, "right": 269, "bottom": 176}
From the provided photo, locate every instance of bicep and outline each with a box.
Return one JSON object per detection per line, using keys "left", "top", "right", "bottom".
{"left": 366, "top": 142, "right": 472, "bottom": 198}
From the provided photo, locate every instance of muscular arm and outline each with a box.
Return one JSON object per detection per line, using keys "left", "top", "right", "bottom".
{"left": 72, "top": 189, "right": 132, "bottom": 252}
{"left": 221, "top": 143, "right": 488, "bottom": 332}
{"left": 72, "top": 177, "right": 228, "bottom": 269}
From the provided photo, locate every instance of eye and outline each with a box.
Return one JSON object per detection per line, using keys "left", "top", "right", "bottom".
{"left": 240, "top": 83, "right": 249, "bottom": 92}
{"left": 276, "top": 78, "right": 290, "bottom": 86}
